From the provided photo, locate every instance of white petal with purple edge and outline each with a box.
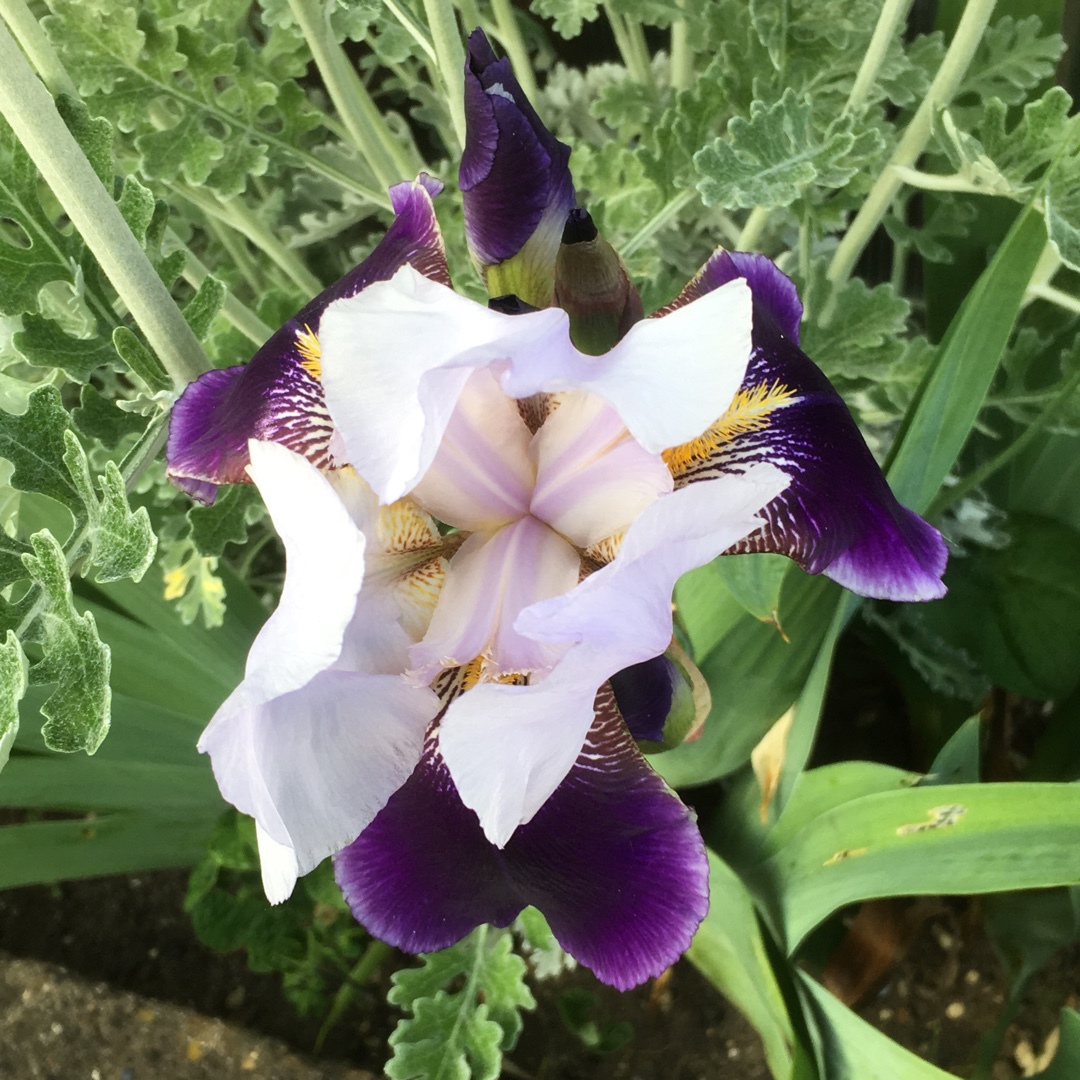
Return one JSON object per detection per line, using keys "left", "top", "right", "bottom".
{"left": 439, "top": 464, "right": 791, "bottom": 847}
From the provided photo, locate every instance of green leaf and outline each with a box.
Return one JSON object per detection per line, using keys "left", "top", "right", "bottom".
{"left": 921, "top": 515, "right": 1080, "bottom": 700}
{"left": 112, "top": 325, "right": 172, "bottom": 393}
{"left": 0, "top": 630, "right": 27, "bottom": 772}
{"left": 958, "top": 15, "right": 1065, "bottom": 107}
{"left": 529, "top": 0, "right": 600, "bottom": 37}
{"left": 925, "top": 715, "right": 981, "bottom": 785}
{"left": 887, "top": 201, "right": 1048, "bottom": 512}
{"left": 182, "top": 274, "right": 227, "bottom": 340}
{"left": 187, "top": 483, "right": 261, "bottom": 557}
{"left": 713, "top": 553, "right": 790, "bottom": 626}
{"left": 1046, "top": 161, "right": 1080, "bottom": 272}
{"left": 116, "top": 175, "right": 158, "bottom": 246}
{"left": 22, "top": 530, "right": 111, "bottom": 754}
{"left": 687, "top": 852, "right": 795, "bottom": 1078}
{"left": 0, "top": 531, "right": 32, "bottom": 590}
{"left": 752, "top": 781, "right": 1080, "bottom": 950}
{"left": 694, "top": 90, "right": 882, "bottom": 210}
{"left": 55, "top": 95, "right": 114, "bottom": 189}
{"left": 0, "top": 385, "right": 81, "bottom": 516}
{"left": 800, "top": 972, "right": 956, "bottom": 1079}
{"left": 160, "top": 535, "right": 227, "bottom": 628}
{"left": 62, "top": 430, "right": 157, "bottom": 584}
{"left": 387, "top": 926, "right": 535, "bottom": 1080}
{"left": 71, "top": 385, "right": 146, "bottom": 449}
{"left": 0, "top": 117, "right": 74, "bottom": 316}
{"left": 14, "top": 314, "right": 118, "bottom": 383}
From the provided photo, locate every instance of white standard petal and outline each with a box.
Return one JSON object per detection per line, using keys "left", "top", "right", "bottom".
{"left": 500, "top": 278, "right": 754, "bottom": 454}
{"left": 232, "top": 440, "right": 367, "bottom": 705}
{"left": 257, "top": 823, "right": 299, "bottom": 904}
{"left": 440, "top": 463, "right": 792, "bottom": 847}
{"left": 318, "top": 265, "right": 566, "bottom": 504}
{"left": 203, "top": 668, "right": 439, "bottom": 888}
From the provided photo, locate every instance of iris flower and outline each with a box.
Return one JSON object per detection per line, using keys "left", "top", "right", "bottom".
{"left": 166, "top": 31, "right": 946, "bottom": 990}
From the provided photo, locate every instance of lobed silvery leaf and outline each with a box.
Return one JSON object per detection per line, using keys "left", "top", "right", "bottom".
{"left": 957, "top": 15, "right": 1065, "bottom": 108}
{"left": 0, "top": 386, "right": 81, "bottom": 517}
{"left": 62, "top": 430, "right": 157, "bottom": 584}
{"left": 21, "top": 530, "right": 111, "bottom": 754}
{"left": 14, "top": 315, "right": 120, "bottom": 384}
{"left": 187, "top": 484, "right": 263, "bottom": 558}
{"left": 694, "top": 90, "right": 884, "bottom": 211}
{"left": 0, "top": 629, "right": 27, "bottom": 772}
{"left": 386, "top": 928, "right": 535, "bottom": 1080}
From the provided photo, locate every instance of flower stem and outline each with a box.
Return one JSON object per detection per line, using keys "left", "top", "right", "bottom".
{"left": 0, "top": 22, "right": 209, "bottom": 389}
{"left": 826, "top": 0, "right": 998, "bottom": 299}
{"left": 844, "top": 0, "right": 915, "bottom": 116}
{"left": 605, "top": 5, "right": 654, "bottom": 92}
{"left": 736, "top": 205, "right": 771, "bottom": 251}
{"left": 287, "top": 0, "right": 415, "bottom": 189}
{"left": 0, "top": 0, "right": 76, "bottom": 98}
{"left": 383, "top": 0, "right": 438, "bottom": 65}
{"left": 423, "top": 0, "right": 467, "bottom": 151}
{"left": 670, "top": 1, "right": 693, "bottom": 93}
{"left": 620, "top": 188, "right": 695, "bottom": 257}
{"left": 490, "top": 0, "right": 537, "bottom": 104}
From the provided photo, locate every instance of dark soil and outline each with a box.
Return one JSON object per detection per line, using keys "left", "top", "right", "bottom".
{"left": 0, "top": 870, "right": 1076, "bottom": 1079}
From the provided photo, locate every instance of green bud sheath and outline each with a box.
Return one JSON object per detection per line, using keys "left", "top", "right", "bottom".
{"left": 554, "top": 209, "right": 643, "bottom": 355}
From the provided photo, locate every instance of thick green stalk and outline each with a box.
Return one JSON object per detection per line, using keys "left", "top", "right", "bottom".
{"left": 423, "top": 0, "right": 467, "bottom": 149}
{"left": 670, "top": 1, "right": 692, "bottom": 93}
{"left": 826, "top": 0, "right": 997, "bottom": 296}
{"left": 490, "top": 0, "right": 537, "bottom": 103}
{"left": 620, "top": 189, "right": 696, "bottom": 257}
{"left": 844, "top": 0, "right": 915, "bottom": 116}
{"left": 0, "top": 0, "right": 75, "bottom": 97}
{"left": 384, "top": 0, "right": 438, "bottom": 64}
{"left": 605, "top": 5, "right": 654, "bottom": 91}
{"left": 287, "top": 0, "right": 415, "bottom": 188}
{"left": 736, "top": 205, "right": 771, "bottom": 250}
{"left": 0, "top": 23, "right": 209, "bottom": 389}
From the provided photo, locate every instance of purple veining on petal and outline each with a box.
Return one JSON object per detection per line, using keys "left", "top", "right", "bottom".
{"left": 167, "top": 178, "right": 449, "bottom": 503}
{"left": 335, "top": 689, "right": 708, "bottom": 991}
{"left": 609, "top": 655, "right": 674, "bottom": 744}
{"left": 667, "top": 252, "right": 947, "bottom": 602}
{"left": 460, "top": 30, "right": 574, "bottom": 267}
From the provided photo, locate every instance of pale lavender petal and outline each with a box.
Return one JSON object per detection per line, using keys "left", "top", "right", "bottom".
{"left": 668, "top": 253, "right": 947, "bottom": 601}
{"left": 408, "top": 516, "right": 580, "bottom": 683}
{"left": 167, "top": 178, "right": 448, "bottom": 503}
{"left": 440, "top": 464, "right": 791, "bottom": 846}
{"left": 319, "top": 266, "right": 569, "bottom": 504}
{"left": 335, "top": 695, "right": 708, "bottom": 991}
{"left": 529, "top": 392, "right": 672, "bottom": 548}
{"left": 460, "top": 30, "right": 574, "bottom": 278}
{"left": 410, "top": 368, "right": 534, "bottom": 530}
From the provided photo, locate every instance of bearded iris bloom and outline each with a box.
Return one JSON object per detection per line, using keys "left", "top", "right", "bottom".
{"left": 166, "top": 32, "right": 946, "bottom": 990}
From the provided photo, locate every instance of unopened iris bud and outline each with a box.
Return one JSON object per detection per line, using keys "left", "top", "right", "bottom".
{"left": 554, "top": 209, "right": 644, "bottom": 355}
{"left": 610, "top": 646, "right": 710, "bottom": 754}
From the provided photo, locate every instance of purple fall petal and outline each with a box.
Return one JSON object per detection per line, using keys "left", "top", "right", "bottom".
{"left": 460, "top": 30, "right": 574, "bottom": 276}
{"left": 166, "top": 178, "right": 449, "bottom": 503}
{"left": 663, "top": 252, "right": 947, "bottom": 602}
{"left": 335, "top": 689, "right": 708, "bottom": 991}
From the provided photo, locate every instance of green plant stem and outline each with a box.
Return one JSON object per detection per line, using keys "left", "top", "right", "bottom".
{"left": 605, "top": 5, "right": 654, "bottom": 91}
{"left": 490, "top": 0, "right": 537, "bottom": 103}
{"left": 0, "top": 23, "right": 209, "bottom": 390}
{"left": 313, "top": 939, "right": 391, "bottom": 1055}
{"left": 670, "top": 1, "right": 693, "bottom": 92}
{"left": 826, "top": 0, "right": 997, "bottom": 299}
{"left": 423, "top": 0, "right": 467, "bottom": 150}
{"left": 383, "top": 0, "right": 438, "bottom": 64}
{"left": 0, "top": 0, "right": 76, "bottom": 97}
{"left": 620, "top": 188, "right": 695, "bottom": 257}
{"left": 844, "top": 0, "right": 914, "bottom": 115}
{"left": 287, "top": 0, "right": 415, "bottom": 189}
{"left": 736, "top": 205, "right": 771, "bottom": 250}
{"left": 172, "top": 183, "right": 322, "bottom": 297}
